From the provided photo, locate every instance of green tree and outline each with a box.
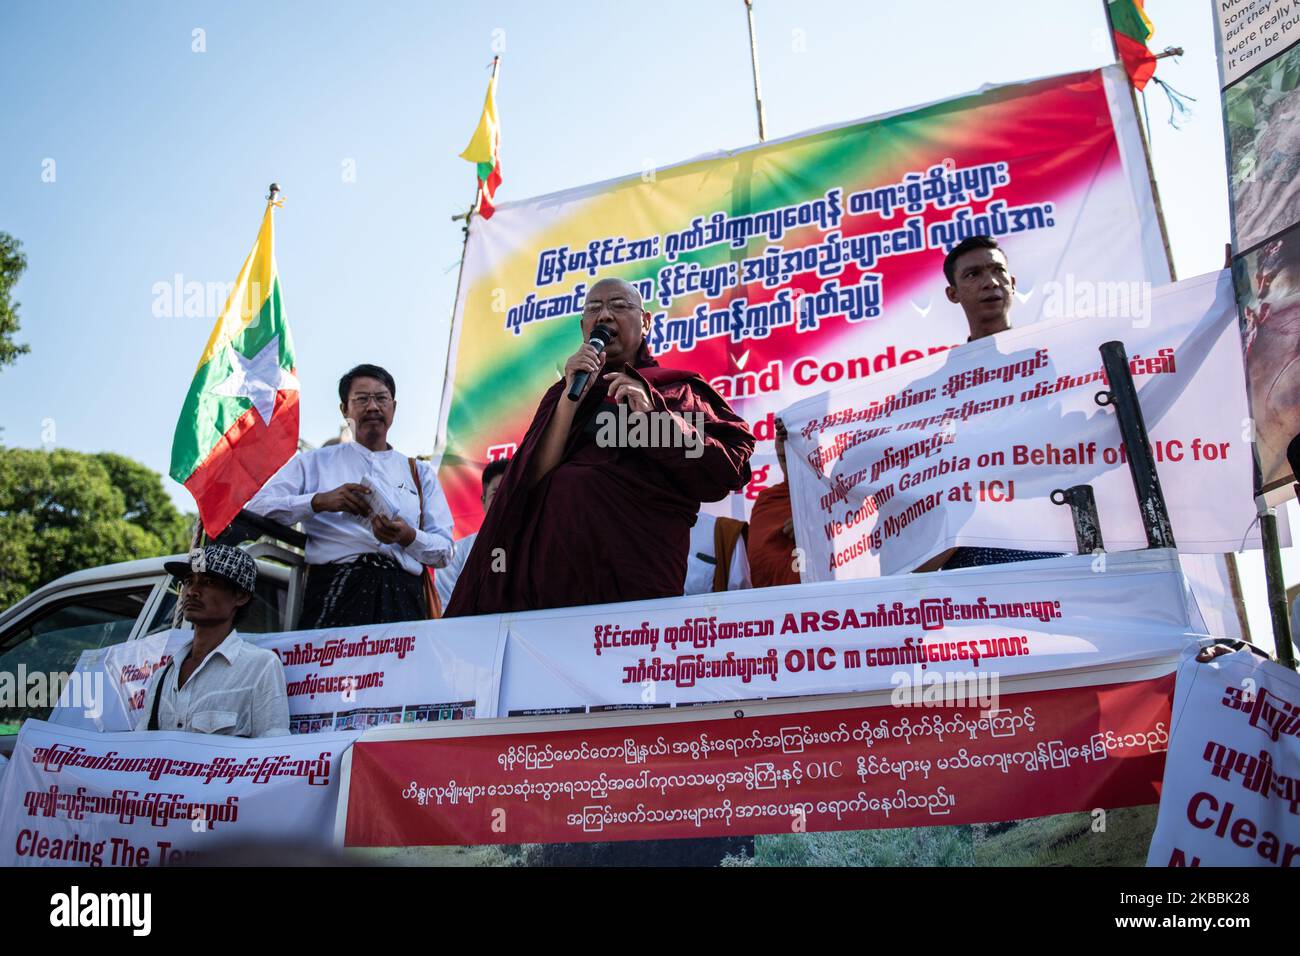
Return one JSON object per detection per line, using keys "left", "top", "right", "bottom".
{"left": 0, "top": 448, "right": 192, "bottom": 609}
{"left": 0, "top": 232, "right": 29, "bottom": 370}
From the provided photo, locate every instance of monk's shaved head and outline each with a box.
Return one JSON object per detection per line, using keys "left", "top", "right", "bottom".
{"left": 588, "top": 277, "right": 642, "bottom": 308}
{"left": 581, "top": 276, "right": 651, "bottom": 366}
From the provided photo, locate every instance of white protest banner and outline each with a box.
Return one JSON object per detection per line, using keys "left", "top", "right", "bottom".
{"left": 0, "top": 720, "right": 358, "bottom": 866}
{"left": 48, "top": 631, "right": 188, "bottom": 734}
{"left": 48, "top": 618, "right": 506, "bottom": 734}
{"left": 781, "top": 270, "right": 1272, "bottom": 579}
{"left": 260, "top": 618, "right": 505, "bottom": 732}
{"left": 498, "top": 548, "right": 1204, "bottom": 715}
{"left": 1146, "top": 647, "right": 1300, "bottom": 867}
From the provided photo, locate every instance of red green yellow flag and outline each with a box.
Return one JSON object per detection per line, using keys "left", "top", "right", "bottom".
{"left": 169, "top": 199, "right": 299, "bottom": 537}
{"left": 459, "top": 62, "right": 502, "bottom": 219}
{"left": 1108, "top": 0, "right": 1157, "bottom": 91}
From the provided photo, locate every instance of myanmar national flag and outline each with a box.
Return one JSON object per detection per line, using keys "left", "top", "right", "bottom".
{"left": 169, "top": 200, "right": 299, "bottom": 537}
{"left": 1109, "top": 0, "right": 1157, "bottom": 91}
{"left": 459, "top": 63, "right": 502, "bottom": 219}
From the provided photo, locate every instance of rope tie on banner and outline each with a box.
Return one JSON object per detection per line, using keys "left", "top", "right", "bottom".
{"left": 1144, "top": 46, "right": 1195, "bottom": 132}
{"left": 1150, "top": 76, "right": 1196, "bottom": 130}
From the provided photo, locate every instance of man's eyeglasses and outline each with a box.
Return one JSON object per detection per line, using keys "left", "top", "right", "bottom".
{"left": 348, "top": 392, "right": 393, "bottom": 409}
{"left": 582, "top": 299, "right": 640, "bottom": 318}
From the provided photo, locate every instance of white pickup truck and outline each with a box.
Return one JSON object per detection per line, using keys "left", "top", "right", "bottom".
{"left": 0, "top": 516, "right": 307, "bottom": 758}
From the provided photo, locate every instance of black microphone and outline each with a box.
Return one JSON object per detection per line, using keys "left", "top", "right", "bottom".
{"left": 567, "top": 325, "right": 614, "bottom": 401}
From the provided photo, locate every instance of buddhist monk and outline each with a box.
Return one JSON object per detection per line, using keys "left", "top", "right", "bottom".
{"left": 445, "top": 277, "right": 755, "bottom": 615}
{"left": 748, "top": 415, "right": 802, "bottom": 588}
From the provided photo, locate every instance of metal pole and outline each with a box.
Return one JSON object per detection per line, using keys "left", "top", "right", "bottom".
{"left": 1224, "top": 551, "right": 1253, "bottom": 643}
{"left": 1050, "top": 484, "right": 1106, "bottom": 554}
{"left": 1252, "top": 455, "right": 1295, "bottom": 668}
{"left": 1101, "top": 0, "right": 1177, "bottom": 280}
{"left": 744, "top": 0, "right": 767, "bottom": 142}
{"left": 1258, "top": 499, "right": 1296, "bottom": 668}
{"left": 438, "top": 56, "right": 500, "bottom": 454}
{"left": 1095, "top": 340, "right": 1177, "bottom": 549}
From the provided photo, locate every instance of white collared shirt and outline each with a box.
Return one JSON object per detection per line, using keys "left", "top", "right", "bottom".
{"left": 246, "top": 443, "right": 454, "bottom": 575}
{"left": 435, "top": 531, "right": 478, "bottom": 607}
{"left": 134, "top": 630, "right": 290, "bottom": 738}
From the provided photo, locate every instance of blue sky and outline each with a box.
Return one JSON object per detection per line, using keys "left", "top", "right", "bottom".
{"left": 1, "top": 0, "right": 1294, "bottom": 645}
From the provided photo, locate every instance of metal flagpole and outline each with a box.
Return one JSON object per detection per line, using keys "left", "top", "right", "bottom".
{"left": 439, "top": 55, "right": 500, "bottom": 462}
{"left": 1101, "top": 0, "right": 1176, "bottom": 280}
{"left": 743, "top": 0, "right": 767, "bottom": 142}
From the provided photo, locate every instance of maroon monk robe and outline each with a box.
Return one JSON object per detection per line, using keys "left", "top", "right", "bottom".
{"left": 748, "top": 480, "right": 801, "bottom": 588}
{"left": 445, "top": 343, "right": 754, "bottom": 616}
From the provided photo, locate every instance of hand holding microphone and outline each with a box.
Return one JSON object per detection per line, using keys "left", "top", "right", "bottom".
{"left": 566, "top": 325, "right": 614, "bottom": 401}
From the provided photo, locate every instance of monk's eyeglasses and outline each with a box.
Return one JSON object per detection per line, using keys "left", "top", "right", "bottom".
{"left": 582, "top": 299, "right": 639, "bottom": 317}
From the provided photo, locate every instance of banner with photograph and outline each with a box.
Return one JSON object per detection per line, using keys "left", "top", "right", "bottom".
{"left": 260, "top": 619, "right": 505, "bottom": 733}
{"left": 497, "top": 549, "right": 1202, "bottom": 716}
{"left": 1229, "top": 225, "right": 1300, "bottom": 495}
{"left": 780, "top": 270, "right": 1267, "bottom": 579}
{"left": 436, "top": 65, "right": 1168, "bottom": 534}
{"left": 0, "top": 720, "right": 356, "bottom": 866}
{"left": 1214, "top": 2, "right": 1300, "bottom": 492}
{"left": 1147, "top": 646, "right": 1300, "bottom": 866}
{"left": 48, "top": 618, "right": 506, "bottom": 734}
{"left": 339, "top": 660, "right": 1176, "bottom": 848}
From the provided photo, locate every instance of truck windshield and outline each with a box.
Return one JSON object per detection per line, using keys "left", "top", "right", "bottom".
{"left": 0, "top": 587, "right": 152, "bottom": 733}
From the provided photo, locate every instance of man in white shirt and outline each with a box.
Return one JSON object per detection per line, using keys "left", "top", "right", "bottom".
{"left": 248, "top": 364, "right": 455, "bottom": 627}
{"left": 921, "top": 236, "right": 1065, "bottom": 572}
{"left": 136, "top": 545, "right": 289, "bottom": 737}
{"left": 435, "top": 457, "right": 509, "bottom": 608}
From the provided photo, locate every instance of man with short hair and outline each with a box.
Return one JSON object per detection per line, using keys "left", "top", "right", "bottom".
{"left": 435, "top": 457, "right": 510, "bottom": 607}
{"left": 924, "top": 236, "right": 1065, "bottom": 572}
{"left": 247, "top": 363, "right": 454, "bottom": 626}
{"left": 136, "top": 545, "right": 289, "bottom": 737}
{"left": 446, "top": 277, "right": 754, "bottom": 615}
{"left": 943, "top": 235, "right": 1016, "bottom": 341}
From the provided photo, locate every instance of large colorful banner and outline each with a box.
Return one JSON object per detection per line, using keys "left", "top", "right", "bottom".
{"left": 1147, "top": 646, "right": 1300, "bottom": 867}
{"left": 780, "top": 270, "right": 1269, "bottom": 579}
{"left": 436, "top": 66, "right": 1169, "bottom": 535}
{"left": 1214, "top": 2, "right": 1300, "bottom": 493}
{"left": 0, "top": 720, "right": 356, "bottom": 866}
{"left": 48, "top": 618, "right": 506, "bottom": 734}
{"left": 497, "top": 549, "right": 1202, "bottom": 715}
{"left": 338, "top": 660, "right": 1176, "bottom": 848}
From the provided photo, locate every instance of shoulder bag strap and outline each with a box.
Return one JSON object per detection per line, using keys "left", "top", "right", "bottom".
{"left": 147, "top": 660, "right": 173, "bottom": 731}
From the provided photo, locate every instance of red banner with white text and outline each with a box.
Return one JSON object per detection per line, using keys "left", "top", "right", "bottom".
{"left": 339, "top": 664, "right": 1175, "bottom": 847}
